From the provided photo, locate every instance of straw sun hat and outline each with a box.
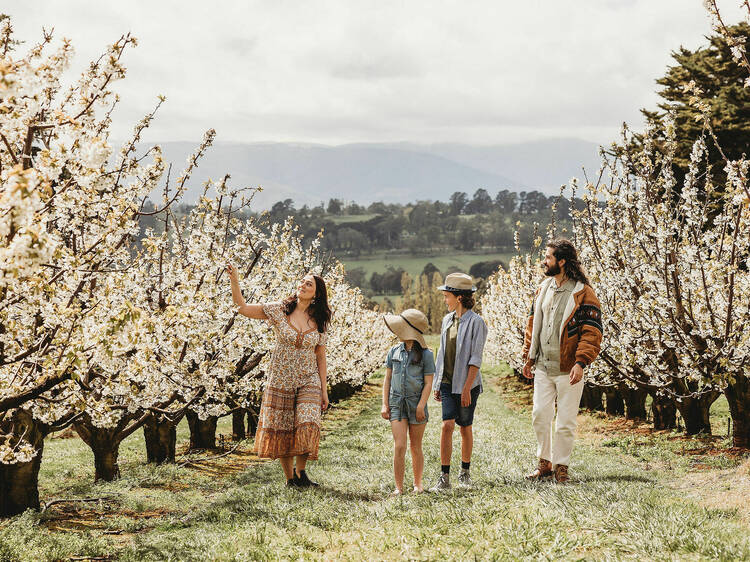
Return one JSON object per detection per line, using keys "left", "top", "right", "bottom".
{"left": 383, "top": 308, "right": 429, "bottom": 348}
{"left": 436, "top": 272, "right": 477, "bottom": 293}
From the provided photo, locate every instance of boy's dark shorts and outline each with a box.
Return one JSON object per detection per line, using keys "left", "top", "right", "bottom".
{"left": 439, "top": 382, "right": 480, "bottom": 426}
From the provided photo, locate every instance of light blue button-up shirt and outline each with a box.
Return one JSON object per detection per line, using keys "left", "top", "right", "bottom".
{"left": 432, "top": 309, "right": 488, "bottom": 394}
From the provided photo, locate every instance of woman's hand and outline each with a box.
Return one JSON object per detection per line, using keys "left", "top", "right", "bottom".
{"left": 381, "top": 403, "right": 390, "bottom": 420}
{"left": 321, "top": 391, "right": 329, "bottom": 411}
{"left": 415, "top": 402, "right": 426, "bottom": 422}
{"left": 433, "top": 389, "right": 441, "bottom": 402}
{"left": 226, "top": 262, "right": 239, "bottom": 282}
{"left": 461, "top": 387, "right": 472, "bottom": 407}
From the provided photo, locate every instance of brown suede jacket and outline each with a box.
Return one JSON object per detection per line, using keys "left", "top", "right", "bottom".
{"left": 522, "top": 278, "right": 603, "bottom": 373}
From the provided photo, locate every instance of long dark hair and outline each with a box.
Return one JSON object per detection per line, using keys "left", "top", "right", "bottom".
{"left": 409, "top": 340, "right": 424, "bottom": 365}
{"left": 547, "top": 238, "right": 590, "bottom": 286}
{"left": 283, "top": 274, "right": 332, "bottom": 333}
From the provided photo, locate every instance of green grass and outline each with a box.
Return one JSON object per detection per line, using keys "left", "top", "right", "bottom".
{"left": 327, "top": 214, "right": 380, "bottom": 224}
{"left": 0, "top": 365, "right": 748, "bottom": 560}
{"left": 341, "top": 251, "right": 514, "bottom": 279}
{"left": 709, "top": 395, "right": 732, "bottom": 438}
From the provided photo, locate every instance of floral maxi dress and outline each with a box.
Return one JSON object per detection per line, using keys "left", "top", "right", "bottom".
{"left": 254, "top": 302, "right": 327, "bottom": 460}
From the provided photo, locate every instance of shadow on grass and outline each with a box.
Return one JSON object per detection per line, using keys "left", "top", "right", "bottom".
{"left": 232, "top": 468, "right": 381, "bottom": 502}
{"left": 576, "top": 473, "right": 655, "bottom": 484}
{"left": 305, "top": 485, "right": 381, "bottom": 502}
{"left": 473, "top": 472, "right": 656, "bottom": 489}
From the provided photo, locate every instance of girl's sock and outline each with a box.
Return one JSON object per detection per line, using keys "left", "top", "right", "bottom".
{"left": 461, "top": 461, "right": 470, "bottom": 470}
{"left": 441, "top": 464, "right": 450, "bottom": 474}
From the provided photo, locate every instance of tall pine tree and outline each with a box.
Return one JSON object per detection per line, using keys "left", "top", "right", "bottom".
{"left": 638, "top": 22, "right": 750, "bottom": 188}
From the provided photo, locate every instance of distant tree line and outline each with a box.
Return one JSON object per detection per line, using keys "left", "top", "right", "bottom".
{"left": 265, "top": 188, "right": 581, "bottom": 257}
{"left": 136, "top": 189, "right": 576, "bottom": 297}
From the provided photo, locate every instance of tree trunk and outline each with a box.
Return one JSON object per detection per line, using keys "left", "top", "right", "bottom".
{"left": 580, "top": 383, "right": 604, "bottom": 411}
{"left": 232, "top": 410, "right": 246, "bottom": 441}
{"left": 73, "top": 420, "right": 122, "bottom": 481}
{"left": 0, "top": 410, "right": 47, "bottom": 517}
{"left": 143, "top": 415, "right": 178, "bottom": 463}
{"left": 650, "top": 392, "right": 677, "bottom": 430}
{"left": 675, "top": 391, "right": 719, "bottom": 435}
{"left": 604, "top": 388, "right": 625, "bottom": 416}
{"left": 724, "top": 374, "right": 750, "bottom": 448}
{"left": 621, "top": 384, "right": 648, "bottom": 420}
{"left": 247, "top": 406, "right": 259, "bottom": 437}
{"left": 186, "top": 411, "right": 217, "bottom": 450}
{"left": 328, "top": 381, "right": 360, "bottom": 403}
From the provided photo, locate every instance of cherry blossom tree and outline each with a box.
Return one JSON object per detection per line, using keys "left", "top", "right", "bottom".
{"left": 575, "top": 121, "right": 749, "bottom": 438}
{"left": 0, "top": 20, "right": 175, "bottom": 512}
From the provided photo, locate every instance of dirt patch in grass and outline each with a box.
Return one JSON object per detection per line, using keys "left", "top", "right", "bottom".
{"left": 680, "top": 446, "right": 749, "bottom": 459}
{"left": 576, "top": 414, "right": 744, "bottom": 458}
{"left": 42, "top": 500, "right": 175, "bottom": 535}
{"left": 671, "top": 458, "right": 750, "bottom": 526}
{"left": 576, "top": 414, "right": 672, "bottom": 444}
{"left": 176, "top": 439, "right": 269, "bottom": 476}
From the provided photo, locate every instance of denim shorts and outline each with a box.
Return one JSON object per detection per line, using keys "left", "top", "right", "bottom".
{"left": 389, "top": 394, "right": 428, "bottom": 425}
{"left": 440, "top": 383, "right": 480, "bottom": 426}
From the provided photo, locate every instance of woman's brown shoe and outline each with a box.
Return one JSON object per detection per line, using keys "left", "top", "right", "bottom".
{"left": 525, "top": 458, "right": 553, "bottom": 480}
{"left": 554, "top": 464, "right": 569, "bottom": 483}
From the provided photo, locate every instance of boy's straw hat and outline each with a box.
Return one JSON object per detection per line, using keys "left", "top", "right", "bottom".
{"left": 437, "top": 272, "right": 477, "bottom": 293}
{"left": 383, "top": 308, "right": 429, "bottom": 348}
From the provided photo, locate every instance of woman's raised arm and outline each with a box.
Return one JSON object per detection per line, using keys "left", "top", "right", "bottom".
{"left": 226, "top": 263, "right": 268, "bottom": 319}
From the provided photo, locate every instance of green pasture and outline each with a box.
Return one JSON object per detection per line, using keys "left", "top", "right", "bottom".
{"left": 368, "top": 293, "right": 402, "bottom": 310}
{"left": 327, "top": 214, "right": 380, "bottom": 224}
{"left": 341, "top": 251, "right": 515, "bottom": 279}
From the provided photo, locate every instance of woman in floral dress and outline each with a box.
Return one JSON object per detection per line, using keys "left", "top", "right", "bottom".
{"left": 226, "top": 265, "right": 331, "bottom": 487}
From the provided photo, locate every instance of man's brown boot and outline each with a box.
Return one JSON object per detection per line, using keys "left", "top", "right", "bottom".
{"left": 554, "top": 464, "right": 569, "bottom": 483}
{"left": 525, "top": 458, "right": 553, "bottom": 480}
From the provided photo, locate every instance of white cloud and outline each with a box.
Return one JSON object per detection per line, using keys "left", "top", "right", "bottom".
{"left": 5, "top": 0, "right": 748, "bottom": 146}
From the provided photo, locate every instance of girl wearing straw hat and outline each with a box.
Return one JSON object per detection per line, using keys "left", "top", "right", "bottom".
{"left": 382, "top": 309, "right": 435, "bottom": 494}
{"left": 429, "top": 272, "right": 488, "bottom": 492}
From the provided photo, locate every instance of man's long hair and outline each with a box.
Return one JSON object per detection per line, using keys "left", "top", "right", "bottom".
{"left": 547, "top": 238, "right": 591, "bottom": 286}
{"left": 283, "top": 274, "right": 332, "bottom": 333}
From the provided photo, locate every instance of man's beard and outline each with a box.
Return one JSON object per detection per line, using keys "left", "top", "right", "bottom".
{"left": 543, "top": 263, "right": 561, "bottom": 277}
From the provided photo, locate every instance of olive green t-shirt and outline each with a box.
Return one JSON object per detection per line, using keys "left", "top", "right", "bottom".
{"left": 441, "top": 315, "right": 459, "bottom": 385}
{"left": 538, "top": 278, "right": 576, "bottom": 376}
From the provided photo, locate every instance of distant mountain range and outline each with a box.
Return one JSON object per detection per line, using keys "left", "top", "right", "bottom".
{"left": 149, "top": 139, "right": 604, "bottom": 209}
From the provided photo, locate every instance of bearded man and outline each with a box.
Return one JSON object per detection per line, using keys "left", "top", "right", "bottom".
{"left": 521, "top": 239, "right": 603, "bottom": 483}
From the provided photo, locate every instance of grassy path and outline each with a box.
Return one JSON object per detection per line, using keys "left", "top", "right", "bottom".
{"left": 1, "top": 369, "right": 749, "bottom": 560}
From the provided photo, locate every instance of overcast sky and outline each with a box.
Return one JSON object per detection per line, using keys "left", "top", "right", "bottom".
{"left": 6, "top": 1, "right": 748, "bottom": 147}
